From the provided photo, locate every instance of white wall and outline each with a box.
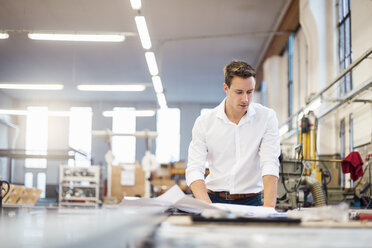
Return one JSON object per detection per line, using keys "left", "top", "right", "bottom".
{"left": 351, "top": 0, "right": 372, "bottom": 86}
{"left": 0, "top": 92, "right": 14, "bottom": 181}
{"left": 263, "top": 55, "right": 288, "bottom": 124}
{"left": 3, "top": 98, "right": 218, "bottom": 185}
{"left": 263, "top": 0, "right": 372, "bottom": 162}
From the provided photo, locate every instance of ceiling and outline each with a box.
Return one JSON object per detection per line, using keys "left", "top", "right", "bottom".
{"left": 0, "top": 0, "right": 289, "bottom": 105}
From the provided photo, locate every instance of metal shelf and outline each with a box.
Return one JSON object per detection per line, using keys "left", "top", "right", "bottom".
{"left": 59, "top": 165, "right": 100, "bottom": 207}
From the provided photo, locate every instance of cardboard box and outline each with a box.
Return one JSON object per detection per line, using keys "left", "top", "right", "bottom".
{"left": 173, "top": 161, "right": 186, "bottom": 169}
{"left": 111, "top": 163, "right": 145, "bottom": 201}
{"left": 155, "top": 163, "right": 172, "bottom": 178}
{"left": 151, "top": 178, "right": 176, "bottom": 195}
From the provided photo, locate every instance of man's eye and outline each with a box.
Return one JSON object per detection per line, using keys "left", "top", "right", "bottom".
{"left": 236, "top": 91, "right": 242, "bottom": 94}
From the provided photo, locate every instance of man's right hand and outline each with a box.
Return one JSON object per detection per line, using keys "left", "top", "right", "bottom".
{"left": 189, "top": 179, "right": 212, "bottom": 204}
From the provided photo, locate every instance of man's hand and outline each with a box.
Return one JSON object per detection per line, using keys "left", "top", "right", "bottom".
{"left": 189, "top": 180, "right": 212, "bottom": 204}
{"left": 262, "top": 175, "right": 278, "bottom": 207}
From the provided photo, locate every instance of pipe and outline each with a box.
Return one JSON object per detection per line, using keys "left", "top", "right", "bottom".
{"left": 302, "top": 176, "right": 326, "bottom": 207}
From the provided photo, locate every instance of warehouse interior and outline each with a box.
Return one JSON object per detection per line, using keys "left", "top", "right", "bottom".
{"left": 0, "top": 0, "right": 372, "bottom": 247}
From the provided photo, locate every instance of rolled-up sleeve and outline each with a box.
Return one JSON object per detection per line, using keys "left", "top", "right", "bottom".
{"left": 259, "top": 110, "right": 280, "bottom": 178}
{"left": 186, "top": 116, "right": 208, "bottom": 186}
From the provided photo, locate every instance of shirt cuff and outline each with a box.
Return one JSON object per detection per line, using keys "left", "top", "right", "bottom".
{"left": 185, "top": 169, "right": 205, "bottom": 187}
{"left": 261, "top": 160, "right": 279, "bottom": 178}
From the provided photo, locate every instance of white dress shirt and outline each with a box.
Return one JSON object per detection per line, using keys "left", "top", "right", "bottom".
{"left": 186, "top": 99, "right": 280, "bottom": 194}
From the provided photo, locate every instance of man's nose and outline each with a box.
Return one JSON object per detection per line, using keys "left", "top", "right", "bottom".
{"left": 242, "top": 93, "right": 248, "bottom": 102}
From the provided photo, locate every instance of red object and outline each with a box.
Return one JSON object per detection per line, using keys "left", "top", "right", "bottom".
{"left": 358, "top": 214, "right": 372, "bottom": 221}
{"left": 342, "top": 151, "right": 364, "bottom": 181}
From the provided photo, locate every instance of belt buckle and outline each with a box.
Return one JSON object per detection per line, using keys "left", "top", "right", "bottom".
{"left": 225, "top": 192, "right": 229, "bottom": 200}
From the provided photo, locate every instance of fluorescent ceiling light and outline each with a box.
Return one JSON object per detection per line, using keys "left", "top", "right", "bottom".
{"left": 156, "top": 93, "right": 167, "bottom": 109}
{"left": 130, "top": 0, "right": 142, "bottom": 10}
{"left": 0, "top": 32, "right": 9, "bottom": 39}
{"left": 305, "top": 98, "right": 322, "bottom": 112}
{"left": 77, "top": 84, "right": 146, "bottom": 91}
{"left": 47, "top": 111, "right": 72, "bottom": 117}
{"left": 135, "top": 110, "right": 155, "bottom": 117}
{"left": 135, "top": 16, "right": 152, "bottom": 49}
{"left": 0, "top": 109, "right": 75, "bottom": 117}
{"left": 103, "top": 110, "right": 155, "bottom": 117}
{"left": 145, "top": 52, "right": 158, "bottom": 76}
{"left": 152, "top": 76, "right": 163, "bottom": 93}
{"left": 28, "top": 33, "right": 125, "bottom": 42}
{"left": 0, "top": 109, "right": 29, "bottom": 116}
{"left": 0, "top": 83, "right": 63, "bottom": 90}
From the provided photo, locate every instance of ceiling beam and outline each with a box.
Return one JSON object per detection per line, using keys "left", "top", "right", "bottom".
{"left": 255, "top": 0, "right": 299, "bottom": 90}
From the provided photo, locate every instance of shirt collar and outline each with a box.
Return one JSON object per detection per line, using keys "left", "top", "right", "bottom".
{"left": 216, "top": 98, "right": 256, "bottom": 124}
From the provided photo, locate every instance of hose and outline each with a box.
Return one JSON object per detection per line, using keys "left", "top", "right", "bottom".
{"left": 302, "top": 176, "right": 326, "bottom": 206}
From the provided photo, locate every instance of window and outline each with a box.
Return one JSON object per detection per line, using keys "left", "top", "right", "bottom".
{"left": 112, "top": 108, "right": 136, "bottom": 164}
{"left": 261, "top": 80, "right": 267, "bottom": 107}
{"left": 340, "top": 119, "right": 346, "bottom": 188}
{"left": 338, "top": 0, "right": 352, "bottom": 97}
{"left": 349, "top": 114, "right": 353, "bottom": 152}
{"left": 287, "top": 33, "right": 294, "bottom": 128}
{"left": 68, "top": 107, "right": 92, "bottom": 167}
{"left": 25, "top": 106, "right": 48, "bottom": 168}
{"left": 25, "top": 106, "right": 48, "bottom": 198}
{"left": 156, "top": 108, "right": 180, "bottom": 163}
{"left": 37, "top": 172, "right": 46, "bottom": 198}
{"left": 24, "top": 172, "right": 33, "bottom": 188}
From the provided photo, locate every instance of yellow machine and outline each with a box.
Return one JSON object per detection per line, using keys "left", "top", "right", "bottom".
{"left": 298, "top": 111, "right": 322, "bottom": 183}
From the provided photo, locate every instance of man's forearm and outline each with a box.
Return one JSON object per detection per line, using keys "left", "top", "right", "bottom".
{"left": 262, "top": 175, "right": 278, "bottom": 207}
{"left": 189, "top": 179, "right": 212, "bottom": 203}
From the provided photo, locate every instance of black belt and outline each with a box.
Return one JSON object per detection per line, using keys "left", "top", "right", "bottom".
{"left": 207, "top": 190, "right": 260, "bottom": 200}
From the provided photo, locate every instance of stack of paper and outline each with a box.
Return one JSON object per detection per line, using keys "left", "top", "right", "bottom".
{"left": 121, "top": 185, "right": 285, "bottom": 218}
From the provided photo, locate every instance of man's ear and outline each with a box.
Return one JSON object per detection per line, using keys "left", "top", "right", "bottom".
{"left": 223, "top": 83, "right": 228, "bottom": 93}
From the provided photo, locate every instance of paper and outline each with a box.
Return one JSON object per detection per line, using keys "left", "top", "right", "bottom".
{"left": 120, "top": 165, "right": 135, "bottom": 186}
{"left": 121, "top": 185, "right": 284, "bottom": 217}
{"left": 122, "top": 184, "right": 216, "bottom": 214}
{"left": 211, "top": 203, "right": 284, "bottom": 218}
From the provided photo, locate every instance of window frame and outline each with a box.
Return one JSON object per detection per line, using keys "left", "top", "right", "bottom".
{"left": 338, "top": 0, "right": 352, "bottom": 97}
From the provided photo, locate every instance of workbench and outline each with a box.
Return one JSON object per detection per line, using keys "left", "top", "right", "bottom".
{"left": 152, "top": 215, "right": 372, "bottom": 248}
{"left": 1, "top": 206, "right": 372, "bottom": 248}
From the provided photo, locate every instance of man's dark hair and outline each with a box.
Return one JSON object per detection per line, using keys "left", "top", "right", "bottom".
{"left": 223, "top": 60, "right": 256, "bottom": 87}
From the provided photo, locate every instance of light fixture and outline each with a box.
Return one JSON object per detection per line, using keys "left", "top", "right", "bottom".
{"left": 0, "top": 83, "right": 63, "bottom": 90}
{"left": 145, "top": 52, "right": 158, "bottom": 76}
{"left": 156, "top": 93, "right": 167, "bottom": 109}
{"left": 135, "top": 16, "right": 152, "bottom": 49}
{"left": 0, "top": 109, "right": 75, "bottom": 117}
{"left": 103, "top": 109, "right": 155, "bottom": 117}
{"left": 0, "top": 109, "right": 29, "bottom": 116}
{"left": 77, "top": 84, "right": 146, "bottom": 91}
{"left": 152, "top": 76, "right": 163, "bottom": 93}
{"left": 130, "top": 0, "right": 142, "bottom": 10}
{"left": 0, "top": 32, "right": 9, "bottom": 39}
{"left": 28, "top": 33, "right": 125, "bottom": 42}
{"left": 47, "top": 111, "right": 72, "bottom": 117}
{"left": 304, "top": 98, "right": 322, "bottom": 113}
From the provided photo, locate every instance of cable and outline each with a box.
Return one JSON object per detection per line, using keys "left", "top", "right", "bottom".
{"left": 313, "top": 114, "right": 333, "bottom": 185}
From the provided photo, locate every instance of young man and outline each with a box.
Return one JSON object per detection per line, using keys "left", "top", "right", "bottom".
{"left": 186, "top": 60, "right": 280, "bottom": 207}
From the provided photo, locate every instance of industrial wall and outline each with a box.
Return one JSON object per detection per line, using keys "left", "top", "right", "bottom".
{"left": 0, "top": 91, "right": 14, "bottom": 181}
{"left": 0, "top": 97, "right": 217, "bottom": 185}
{"left": 263, "top": 0, "right": 372, "bottom": 186}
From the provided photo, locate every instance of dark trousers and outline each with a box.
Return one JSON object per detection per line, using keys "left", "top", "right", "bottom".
{"left": 208, "top": 193, "right": 263, "bottom": 206}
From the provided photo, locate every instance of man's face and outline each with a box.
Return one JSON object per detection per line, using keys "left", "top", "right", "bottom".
{"left": 223, "top": 76, "right": 255, "bottom": 114}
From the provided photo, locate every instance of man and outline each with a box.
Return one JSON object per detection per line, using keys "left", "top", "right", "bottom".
{"left": 186, "top": 60, "right": 280, "bottom": 207}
